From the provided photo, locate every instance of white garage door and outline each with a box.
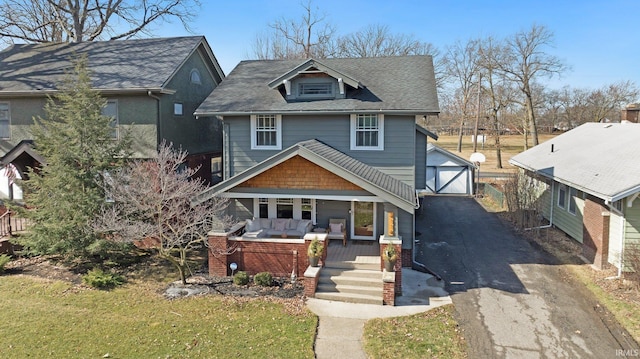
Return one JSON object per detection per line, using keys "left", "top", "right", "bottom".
{"left": 426, "top": 166, "right": 470, "bottom": 194}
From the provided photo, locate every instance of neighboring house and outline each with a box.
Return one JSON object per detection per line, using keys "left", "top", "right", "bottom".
{"left": 0, "top": 36, "right": 225, "bottom": 200}
{"left": 194, "top": 56, "right": 439, "bottom": 304}
{"left": 509, "top": 122, "right": 640, "bottom": 275}
{"left": 425, "top": 143, "right": 475, "bottom": 195}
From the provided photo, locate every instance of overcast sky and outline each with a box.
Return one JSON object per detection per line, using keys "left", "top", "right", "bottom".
{"left": 153, "top": 0, "right": 639, "bottom": 91}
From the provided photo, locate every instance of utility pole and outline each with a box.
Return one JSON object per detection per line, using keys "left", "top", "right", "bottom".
{"left": 473, "top": 74, "right": 482, "bottom": 152}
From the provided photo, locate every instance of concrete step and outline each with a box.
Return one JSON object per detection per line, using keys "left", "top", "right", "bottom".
{"left": 317, "top": 282, "right": 382, "bottom": 296}
{"left": 314, "top": 290, "right": 383, "bottom": 305}
{"left": 320, "top": 267, "right": 382, "bottom": 281}
{"left": 324, "top": 260, "right": 380, "bottom": 271}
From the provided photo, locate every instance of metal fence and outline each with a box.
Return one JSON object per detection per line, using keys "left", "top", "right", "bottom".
{"left": 483, "top": 183, "right": 504, "bottom": 208}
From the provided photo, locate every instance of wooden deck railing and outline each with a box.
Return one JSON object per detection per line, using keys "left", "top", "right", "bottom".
{"left": 0, "top": 210, "right": 29, "bottom": 238}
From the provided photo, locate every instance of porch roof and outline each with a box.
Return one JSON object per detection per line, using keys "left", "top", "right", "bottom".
{"left": 194, "top": 139, "right": 418, "bottom": 213}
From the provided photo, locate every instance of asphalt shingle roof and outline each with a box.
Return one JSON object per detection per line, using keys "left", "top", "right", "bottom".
{"left": 196, "top": 139, "right": 417, "bottom": 212}
{"left": 195, "top": 56, "right": 439, "bottom": 115}
{"left": 0, "top": 36, "right": 214, "bottom": 93}
{"left": 509, "top": 122, "right": 640, "bottom": 202}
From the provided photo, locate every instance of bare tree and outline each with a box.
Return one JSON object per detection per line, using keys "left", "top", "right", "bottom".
{"left": 498, "top": 24, "right": 567, "bottom": 146}
{"left": 0, "top": 0, "right": 200, "bottom": 44}
{"left": 251, "top": 0, "right": 335, "bottom": 60}
{"left": 94, "top": 143, "right": 234, "bottom": 285}
{"left": 444, "top": 39, "right": 481, "bottom": 152}
{"left": 585, "top": 81, "right": 639, "bottom": 123}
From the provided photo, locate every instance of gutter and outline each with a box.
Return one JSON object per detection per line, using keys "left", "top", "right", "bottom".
{"left": 194, "top": 109, "right": 440, "bottom": 117}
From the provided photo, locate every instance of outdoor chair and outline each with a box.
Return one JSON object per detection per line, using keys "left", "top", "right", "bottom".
{"left": 326, "top": 218, "right": 347, "bottom": 246}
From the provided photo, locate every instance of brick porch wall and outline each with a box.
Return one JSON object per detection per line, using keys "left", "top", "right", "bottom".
{"left": 582, "top": 195, "right": 610, "bottom": 269}
{"left": 208, "top": 232, "right": 327, "bottom": 278}
{"left": 380, "top": 239, "right": 402, "bottom": 304}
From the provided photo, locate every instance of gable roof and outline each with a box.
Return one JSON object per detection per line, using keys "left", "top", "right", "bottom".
{"left": 194, "top": 139, "right": 418, "bottom": 213}
{"left": 267, "top": 58, "right": 360, "bottom": 89}
{"left": 427, "top": 143, "right": 474, "bottom": 167}
{"left": 0, "top": 36, "right": 224, "bottom": 96}
{"left": 509, "top": 122, "right": 640, "bottom": 202}
{"left": 195, "top": 55, "right": 439, "bottom": 116}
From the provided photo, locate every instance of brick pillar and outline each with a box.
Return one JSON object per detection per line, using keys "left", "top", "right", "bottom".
{"left": 380, "top": 237, "right": 402, "bottom": 304}
{"left": 303, "top": 266, "right": 321, "bottom": 297}
{"left": 208, "top": 234, "right": 229, "bottom": 276}
{"left": 582, "top": 195, "right": 610, "bottom": 269}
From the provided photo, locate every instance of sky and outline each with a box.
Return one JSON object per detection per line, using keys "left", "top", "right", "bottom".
{"left": 154, "top": 0, "right": 639, "bottom": 91}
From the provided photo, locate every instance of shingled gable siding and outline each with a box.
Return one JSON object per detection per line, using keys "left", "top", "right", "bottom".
{"left": 582, "top": 194, "right": 610, "bottom": 269}
{"left": 237, "top": 155, "right": 363, "bottom": 191}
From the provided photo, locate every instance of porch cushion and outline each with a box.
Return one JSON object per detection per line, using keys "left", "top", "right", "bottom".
{"left": 329, "top": 223, "right": 343, "bottom": 234}
{"left": 259, "top": 218, "right": 272, "bottom": 229}
{"left": 288, "top": 219, "right": 299, "bottom": 230}
{"left": 274, "top": 218, "right": 289, "bottom": 231}
{"left": 246, "top": 219, "right": 261, "bottom": 232}
{"left": 296, "top": 219, "right": 312, "bottom": 233}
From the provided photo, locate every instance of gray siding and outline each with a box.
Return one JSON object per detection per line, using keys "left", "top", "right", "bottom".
{"left": 316, "top": 200, "right": 350, "bottom": 229}
{"left": 399, "top": 210, "right": 414, "bottom": 249}
{"left": 224, "top": 114, "right": 417, "bottom": 186}
{"left": 161, "top": 47, "right": 221, "bottom": 156}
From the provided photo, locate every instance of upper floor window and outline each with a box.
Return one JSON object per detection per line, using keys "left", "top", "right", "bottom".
{"left": 190, "top": 69, "right": 201, "bottom": 84}
{"left": 0, "top": 102, "right": 10, "bottom": 139}
{"left": 251, "top": 114, "right": 282, "bottom": 150}
{"left": 298, "top": 82, "right": 332, "bottom": 97}
{"left": 174, "top": 103, "right": 183, "bottom": 116}
{"left": 557, "top": 184, "right": 566, "bottom": 209}
{"left": 350, "top": 114, "right": 384, "bottom": 150}
{"left": 102, "top": 100, "right": 118, "bottom": 139}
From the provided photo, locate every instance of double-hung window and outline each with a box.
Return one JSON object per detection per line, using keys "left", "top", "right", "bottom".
{"left": 102, "top": 100, "right": 118, "bottom": 139}
{"left": 350, "top": 114, "right": 384, "bottom": 150}
{"left": 251, "top": 114, "right": 281, "bottom": 150}
{"left": 568, "top": 188, "right": 578, "bottom": 215}
{"left": 0, "top": 102, "right": 10, "bottom": 139}
{"left": 557, "top": 184, "right": 567, "bottom": 209}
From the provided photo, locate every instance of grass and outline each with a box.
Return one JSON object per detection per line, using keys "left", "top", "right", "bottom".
{"left": 363, "top": 304, "right": 467, "bottom": 358}
{"left": 0, "top": 275, "right": 316, "bottom": 358}
{"left": 433, "top": 133, "right": 558, "bottom": 173}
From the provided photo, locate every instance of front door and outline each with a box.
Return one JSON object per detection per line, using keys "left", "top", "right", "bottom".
{"left": 351, "top": 201, "right": 376, "bottom": 240}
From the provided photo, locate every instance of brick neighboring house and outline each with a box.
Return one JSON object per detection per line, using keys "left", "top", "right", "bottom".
{"left": 0, "top": 36, "right": 225, "bottom": 201}
{"left": 194, "top": 56, "right": 439, "bottom": 304}
{"left": 510, "top": 122, "right": 640, "bottom": 275}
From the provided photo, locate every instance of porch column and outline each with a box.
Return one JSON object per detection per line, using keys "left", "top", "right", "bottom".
{"left": 383, "top": 203, "right": 399, "bottom": 238}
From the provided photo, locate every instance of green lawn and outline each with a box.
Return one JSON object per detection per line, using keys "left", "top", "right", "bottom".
{"left": 0, "top": 276, "right": 316, "bottom": 358}
{"left": 363, "top": 304, "right": 467, "bottom": 358}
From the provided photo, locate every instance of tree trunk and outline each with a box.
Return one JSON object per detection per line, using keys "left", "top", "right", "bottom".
{"left": 492, "top": 111, "right": 502, "bottom": 168}
{"left": 457, "top": 117, "right": 464, "bottom": 152}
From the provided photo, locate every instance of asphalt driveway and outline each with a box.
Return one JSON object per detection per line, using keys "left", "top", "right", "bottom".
{"left": 415, "top": 196, "right": 639, "bottom": 358}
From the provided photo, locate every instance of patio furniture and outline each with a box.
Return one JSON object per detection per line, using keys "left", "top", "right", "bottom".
{"left": 326, "top": 218, "right": 347, "bottom": 246}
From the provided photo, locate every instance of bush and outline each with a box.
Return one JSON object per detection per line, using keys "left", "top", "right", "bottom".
{"left": 82, "top": 268, "right": 124, "bottom": 289}
{"left": 0, "top": 254, "right": 10, "bottom": 273}
{"left": 254, "top": 272, "right": 273, "bottom": 287}
{"left": 233, "top": 271, "right": 249, "bottom": 285}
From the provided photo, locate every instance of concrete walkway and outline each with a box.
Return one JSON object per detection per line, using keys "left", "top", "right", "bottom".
{"left": 306, "top": 268, "right": 452, "bottom": 359}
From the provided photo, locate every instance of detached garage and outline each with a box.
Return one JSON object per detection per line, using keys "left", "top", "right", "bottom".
{"left": 425, "top": 143, "right": 474, "bottom": 195}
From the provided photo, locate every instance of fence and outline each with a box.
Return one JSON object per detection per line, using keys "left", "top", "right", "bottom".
{"left": 483, "top": 183, "right": 504, "bottom": 208}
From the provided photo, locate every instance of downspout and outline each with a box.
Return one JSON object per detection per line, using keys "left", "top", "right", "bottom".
{"left": 525, "top": 180, "right": 555, "bottom": 230}
{"left": 147, "top": 91, "right": 162, "bottom": 149}
{"left": 605, "top": 201, "right": 626, "bottom": 280}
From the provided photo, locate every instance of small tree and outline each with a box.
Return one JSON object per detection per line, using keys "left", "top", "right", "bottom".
{"left": 94, "top": 143, "right": 233, "bottom": 284}
{"left": 20, "top": 55, "right": 131, "bottom": 256}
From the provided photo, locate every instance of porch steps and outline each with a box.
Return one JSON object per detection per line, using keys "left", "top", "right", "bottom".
{"left": 315, "top": 262, "right": 383, "bottom": 305}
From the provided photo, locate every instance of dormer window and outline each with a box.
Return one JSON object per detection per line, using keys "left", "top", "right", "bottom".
{"left": 299, "top": 82, "right": 333, "bottom": 97}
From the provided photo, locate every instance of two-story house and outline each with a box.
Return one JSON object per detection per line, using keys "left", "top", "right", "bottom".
{"left": 195, "top": 56, "right": 439, "bottom": 304}
{"left": 0, "top": 36, "right": 225, "bottom": 200}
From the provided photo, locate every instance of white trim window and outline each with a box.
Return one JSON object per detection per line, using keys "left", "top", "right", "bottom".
{"left": 568, "top": 187, "right": 578, "bottom": 215}
{"left": 174, "top": 103, "right": 184, "bottom": 116}
{"left": 102, "top": 100, "right": 118, "bottom": 139}
{"left": 251, "top": 114, "right": 282, "bottom": 150}
{"left": 350, "top": 114, "right": 384, "bottom": 150}
{"left": 0, "top": 102, "right": 10, "bottom": 139}
{"left": 557, "top": 184, "right": 567, "bottom": 209}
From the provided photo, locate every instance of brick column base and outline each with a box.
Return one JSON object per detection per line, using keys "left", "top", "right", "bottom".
{"left": 303, "top": 266, "right": 320, "bottom": 297}
{"left": 208, "top": 234, "right": 229, "bottom": 276}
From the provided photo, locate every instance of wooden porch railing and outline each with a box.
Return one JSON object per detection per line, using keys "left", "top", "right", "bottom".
{"left": 0, "top": 210, "right": 29, "bottom": 238}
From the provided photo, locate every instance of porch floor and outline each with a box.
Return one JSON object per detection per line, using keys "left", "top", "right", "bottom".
{"left": 325, "top": 240, "right": 380, "bottom": 267}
